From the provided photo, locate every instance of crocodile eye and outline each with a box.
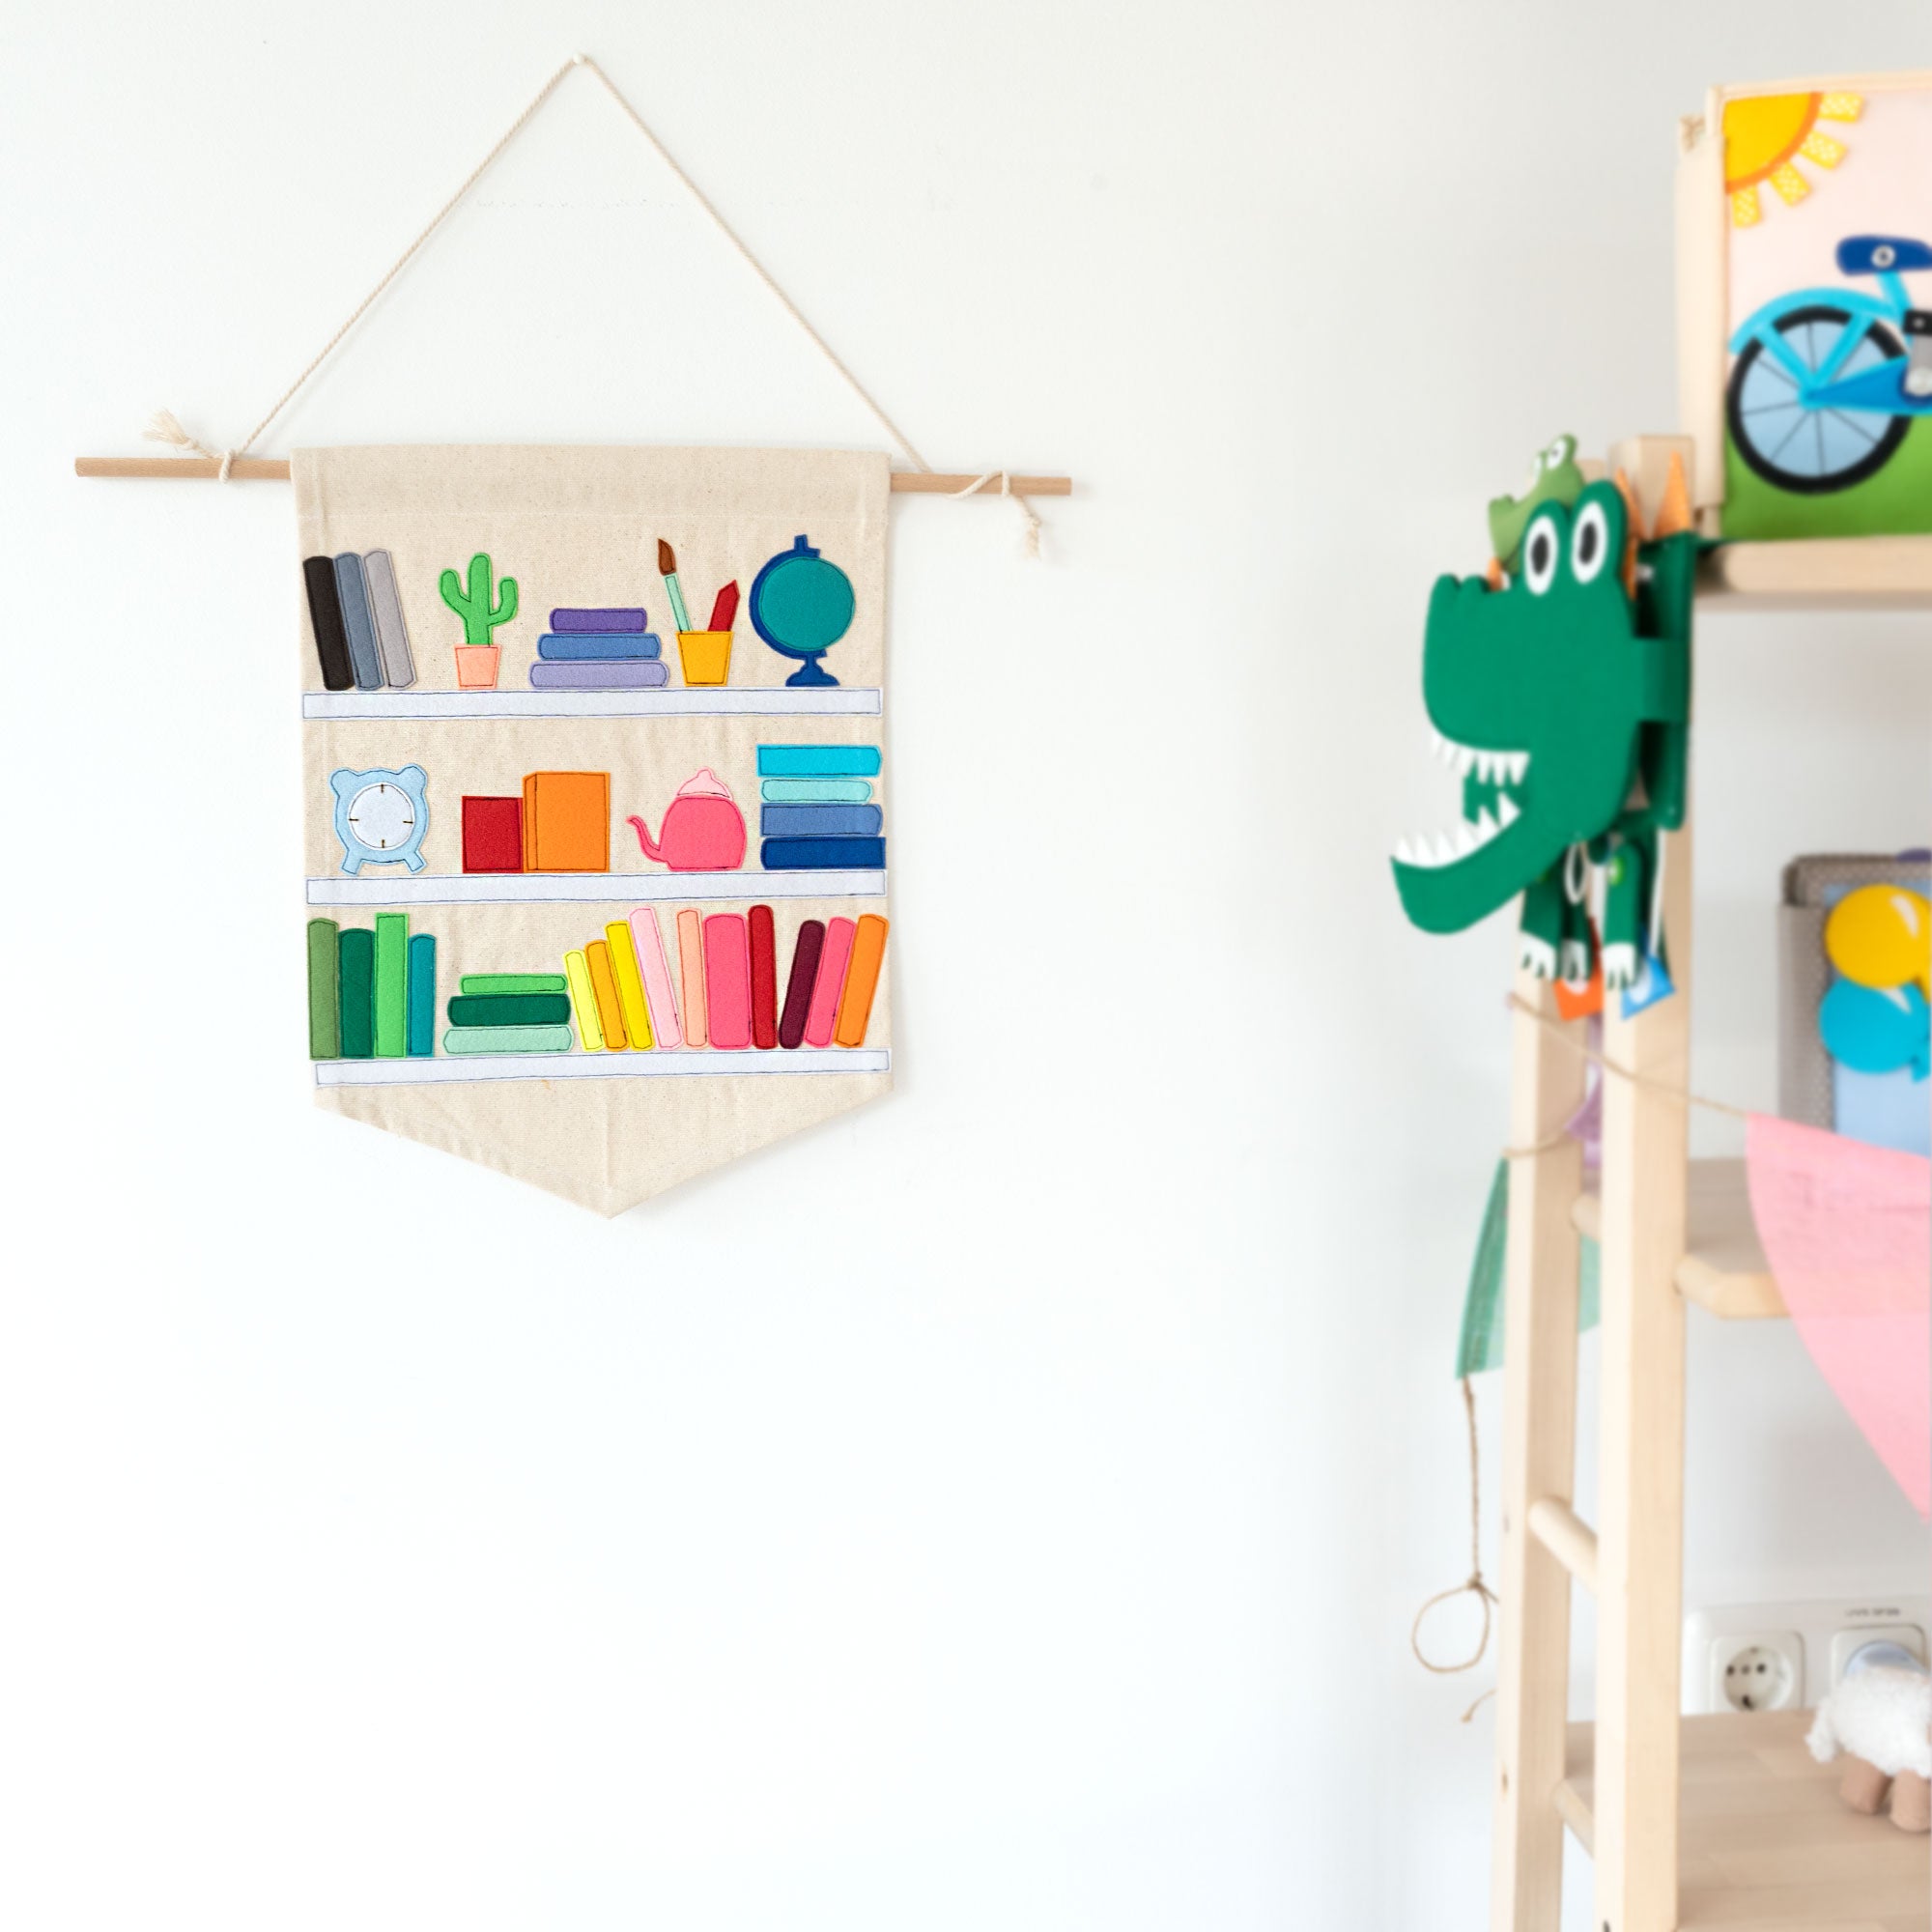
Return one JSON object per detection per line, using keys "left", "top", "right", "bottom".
{"left": 1523, "top": 514, "right": 1560, "bottom": 595}
{"left": 1545, "top": 438, "right": 1570, "bottom": 469}
{"left": 1571, "top": 499, "right": 1610, "bottom": 584}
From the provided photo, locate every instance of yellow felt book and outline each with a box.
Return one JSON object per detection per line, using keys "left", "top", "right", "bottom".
{"left": 564, "top": 949, "right": 604, "bottom": 1052}
{"left": 605, "top": 921, "right": 654, "bottom": 1048}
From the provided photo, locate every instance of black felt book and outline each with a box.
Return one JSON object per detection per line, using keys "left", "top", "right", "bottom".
{"left": 302, "top": 554, "right": 355, "bottom": 692}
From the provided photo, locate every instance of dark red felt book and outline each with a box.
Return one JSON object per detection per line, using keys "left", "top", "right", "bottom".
{"left": 778, "top": 920, "right": 825, "bottom": 1048}
{"left": 749, "top": 904, "right": 779, "bottom": 1049}
{"left": 462, "top": 795, "right": 525, "bottom": 873}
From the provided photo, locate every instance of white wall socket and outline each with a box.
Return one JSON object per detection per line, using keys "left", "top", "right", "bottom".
{"left": 1684, "top": 1598, "right": 1932, "bottom": 1715}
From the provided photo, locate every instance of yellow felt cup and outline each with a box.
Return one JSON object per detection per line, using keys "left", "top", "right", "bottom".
{"left": 677, "top": 630, "right": 732, "bottom": 686}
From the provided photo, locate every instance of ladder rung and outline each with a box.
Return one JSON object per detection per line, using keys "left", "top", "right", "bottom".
{"left": 1527, "top": 1497, "right": 1598, "bottom": 1594}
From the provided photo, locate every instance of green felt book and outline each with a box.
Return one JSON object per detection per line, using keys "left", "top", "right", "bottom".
{"left": 459, "top": 973, "right": 568, "bottom": 995}
{"left": 445, "top": 992, "right": 572, "bottom": 1029}
{"left": 338, "top": 928, "right": 375, "bottom": 1058}
{"left": 374, "top": 913, "right": 409, "bottom": 1058}
{"left": 307, "top": 919, "right": 340, "bottom": 1059}
{"left": 440, "top": 1023, "right": 575, "bottom": 1056}
{"left": 407, "top": 934, "right": 437, "bottom": 1057}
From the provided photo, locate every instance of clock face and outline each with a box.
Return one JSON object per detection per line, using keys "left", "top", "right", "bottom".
{"left": 347, "top": 781, "right": 417, "bottom": 852}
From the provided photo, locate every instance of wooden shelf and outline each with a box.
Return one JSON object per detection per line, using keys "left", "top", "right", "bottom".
{"left": 1572, "top": 1157, "right": 1784, "bottom": 1320}
{"left": 307, "top": 870, "right": 886, "bottom": 906}
{"left": 302, "top": 689, "right": 881, "bottom": 721}
{"left": 1697, "top": 536, "right": 1932, "bottom": 612}
{"left": 1557, "top": 1711, "right": 1928, "bottom": 1929}
{"left": 317, "top": 1047, "right": 888, "bottom": 1087}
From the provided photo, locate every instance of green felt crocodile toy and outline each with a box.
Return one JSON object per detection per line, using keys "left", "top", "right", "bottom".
{"left": 1390, "top": 478, "right": 1698, "bottom": 987}
{"left": 1488, "top": 434, "right": 1586, "bottom": 576}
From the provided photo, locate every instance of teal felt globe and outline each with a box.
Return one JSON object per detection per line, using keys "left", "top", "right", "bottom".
{"left": 750, "top": 535, "right": 855, "bottom": 688}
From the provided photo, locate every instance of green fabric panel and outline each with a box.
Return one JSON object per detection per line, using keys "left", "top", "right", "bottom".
{"left": 338, "top": 928, "right": 375, "bottom": 1059}
{"left": 445, "top": 993, "right": 572, "bottom": 1029}
{"left": 440, "top": 1024, "right": 575, "bottom": 1056}
{"left": 459, "top": 973, "right": 567, "bottom": 995}
{"left": 373, "top": 913, "right": 409, "bottom": 1058}
{"left": 1455, "top": 1156, "right": 1599, "bottom": 1378}
{"left": 306, "top": 919, "right": 339, "bottom": 1059}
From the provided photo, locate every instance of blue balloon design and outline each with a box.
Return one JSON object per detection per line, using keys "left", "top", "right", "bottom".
{"left": 1820, "top": 979, "right": 1931, "bottom": 1079}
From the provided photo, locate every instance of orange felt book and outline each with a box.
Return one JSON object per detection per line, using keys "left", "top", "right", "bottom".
{"left": 834, "top": 914, "right": 889, "bottom": 1047}
{"left": 585, "top": 939, "right": 629, "bottom": 1049}
{"left": 522, "top": 771, "right": 610, "bottom": 872}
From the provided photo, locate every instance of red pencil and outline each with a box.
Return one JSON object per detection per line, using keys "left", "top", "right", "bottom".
{"left": 708, "top": 581, "right": 740, "bottom": 631}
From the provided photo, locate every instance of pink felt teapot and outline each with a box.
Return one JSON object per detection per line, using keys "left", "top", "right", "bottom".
{"left": 628, "top": 768, "right": 747, "bottom": 871}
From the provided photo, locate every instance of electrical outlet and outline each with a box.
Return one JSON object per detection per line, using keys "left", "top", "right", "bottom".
{"left": 1714, "top": 1636, "right": 1803, "bottom": 1712}
{"left": 1686, "top": 1597, "right": 1932, "bottom": 1713}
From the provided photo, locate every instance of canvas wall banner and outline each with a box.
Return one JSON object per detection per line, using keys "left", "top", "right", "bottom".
{"left": 296, "top": 445, "right": 893, "bottom": 1214}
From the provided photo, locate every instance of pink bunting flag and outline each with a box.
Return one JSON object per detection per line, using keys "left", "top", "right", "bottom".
{"left": 1746, "top": 1114, "right": 1931, "bottom": 1519}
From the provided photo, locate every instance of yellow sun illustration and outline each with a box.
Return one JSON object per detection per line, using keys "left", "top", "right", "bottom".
{"left": 1723, "top": 91, "right": 1862, "bottom": 228}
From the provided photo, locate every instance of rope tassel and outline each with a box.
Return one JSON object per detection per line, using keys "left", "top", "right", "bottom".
{"left": 143, "top": 408, "right": 237, "bottom": 481}
{"left": 950, "top": 470, "right": 1044, "bottom": 558}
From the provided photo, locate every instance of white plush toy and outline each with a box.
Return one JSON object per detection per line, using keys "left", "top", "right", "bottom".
{"left": 1806, "top": 1665, "right": 1932, "bottom": 1833}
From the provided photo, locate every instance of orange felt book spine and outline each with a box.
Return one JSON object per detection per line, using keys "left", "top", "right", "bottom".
{"left": 522, "top": 771, "right": 610, "bottom": 872}
{"left": 585, "top": 939, "right": 629, "bottom": 1049}
{"left": 834, "top": 915, "right": 889, "bottom": 1047}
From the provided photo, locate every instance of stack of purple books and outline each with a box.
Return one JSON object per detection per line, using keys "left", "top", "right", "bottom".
{"left": 529, "top": 608, "right": 669, "bottom": 690}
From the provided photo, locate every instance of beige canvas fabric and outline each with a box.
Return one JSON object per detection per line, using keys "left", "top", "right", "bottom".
{"left": 296, "top": 446, "right": 892, "bottom": 1214}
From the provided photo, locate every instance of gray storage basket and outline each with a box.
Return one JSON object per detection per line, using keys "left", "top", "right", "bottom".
{"left": 1779, "top": 854, "right": 1932, "bottom": 1128}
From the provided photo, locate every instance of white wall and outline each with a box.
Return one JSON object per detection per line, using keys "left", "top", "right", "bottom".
{"left": 3, "top": 4, "right": 1926, "bottom": 1927}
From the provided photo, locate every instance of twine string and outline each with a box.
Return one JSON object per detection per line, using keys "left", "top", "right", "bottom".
{"left": 1411, "top": 1376, "right": 1500, "bottom": 1722}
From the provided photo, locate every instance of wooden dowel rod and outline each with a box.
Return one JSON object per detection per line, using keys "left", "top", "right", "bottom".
{"left": 1526, "top": 1496, "right": 1599, "bottom": 1595}
{"left": 74, "top": 456, "right": 1072, "bottom": 495}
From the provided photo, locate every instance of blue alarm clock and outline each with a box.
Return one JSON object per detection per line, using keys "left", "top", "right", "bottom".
{"left": 330, "top": 764, "right": 431, "bottom": 874}
{"left": 750, "top": 534, "right": 856, "bottom": 688}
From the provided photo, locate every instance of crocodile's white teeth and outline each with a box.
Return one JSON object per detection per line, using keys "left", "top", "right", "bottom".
{"left": 1473, "top": 751, "right": 1494, "bottom": 783}
{"left": 1506, "top": 751, "right": 1529, "bottom": 784}
{"left": 1454, "top": 746, "right": 1475, "bottom": 779}
{"left": 1395, "top": 799, "right": 1518, "bottom": 869}
{"left": 1497, "top": 792, "right": 1521, "bottom": 828}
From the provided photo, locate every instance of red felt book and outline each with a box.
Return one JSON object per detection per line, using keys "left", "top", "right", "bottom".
{"left": 462, "top": 795, "right": 524, "bottom": 873}
{"left": 749, "top": 904, "right": 778, "bottom": 1048}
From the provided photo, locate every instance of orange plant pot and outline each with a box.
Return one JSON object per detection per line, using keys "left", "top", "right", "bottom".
{"left": 454, "top": 645, "right": 501, "bottom": 690}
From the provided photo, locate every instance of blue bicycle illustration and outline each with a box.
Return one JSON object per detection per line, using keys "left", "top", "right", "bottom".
{"left": 1727, "top": 234, "right": 1932, "bottom": 494}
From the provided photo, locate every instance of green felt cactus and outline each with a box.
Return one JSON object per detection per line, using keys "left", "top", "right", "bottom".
{"left": 440, "top": 553, "right": 519, "bottom": 645}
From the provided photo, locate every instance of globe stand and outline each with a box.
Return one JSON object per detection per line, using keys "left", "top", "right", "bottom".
{"left": 784, "top": 652, "right": 838, "bottom": 689}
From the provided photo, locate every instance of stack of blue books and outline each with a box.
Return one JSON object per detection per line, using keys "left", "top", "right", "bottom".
{"left": 530, "top": 608, "right": 669, "bottom": 690}
{"left": 757, "top": 745, "right": 886, "bottom": 869}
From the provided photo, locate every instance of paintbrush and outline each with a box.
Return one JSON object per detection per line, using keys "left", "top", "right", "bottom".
{"left": 657, "top": 539, "right": 693, "bottom": 634}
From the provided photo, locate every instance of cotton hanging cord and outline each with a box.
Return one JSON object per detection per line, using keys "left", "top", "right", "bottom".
{"left": 143, "top": 54, "right": 1042, "bottom": 547}
{"left": 1411, "top": 1376, "right": 1500, "bottom": 1722}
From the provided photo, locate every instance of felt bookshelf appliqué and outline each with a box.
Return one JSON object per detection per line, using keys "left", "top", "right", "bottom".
{"left": 298, "top": 444, "right": 893, "bottom": 1214}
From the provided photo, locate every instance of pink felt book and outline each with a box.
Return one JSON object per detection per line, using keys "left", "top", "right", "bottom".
{"left": 702, "top": 914, "right": 752, "bottom": 1050}
{"left": 628, "top": 906, "right": 681, "bottom": 1049}
{"left": 804, "top": 917, "right": 856, "bottom": 1048}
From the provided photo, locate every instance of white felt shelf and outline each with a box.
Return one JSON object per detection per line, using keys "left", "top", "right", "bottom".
{"left": 307, "top": 870, "right": 886, "bottom": 906}
{"left": 317, "top": 1048, "right": 889, "bottom": 1087}
{"left": 302, "top": 689, "right": 882, "bottom": 720}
